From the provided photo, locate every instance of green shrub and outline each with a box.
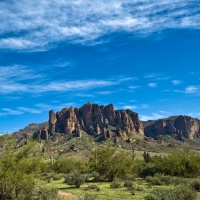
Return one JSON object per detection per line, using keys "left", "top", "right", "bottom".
{"left": 82, "top": 193, "right": 97, "bottom": 200}
{"left": 122, "top": 174, "right": 136, "bottom": 181}
{"left": 64, "top": 171, "right": 86, "bottom": 188}
{"left": 84, "top": 185, "right": 100, "bottom": 191}
{"left": 124, "top": 181, "right": 133, "bottom": 188}
{"left": 52, "top": 173, "right": 64, "bottom": 181}
{"left": 190, "top": 179, "right": 200, "bottom": 191}
{"left": 110, "top": 180, "right": 121, "bottom": 189}
{"left": 139, "top": 163, "right": 158, "bottom": 178}
{"left": 171, "top": 184, "right": 196, "bottom": 200}
{"left": 145, "top": 184, "right": 196, "bottom": 200}
{"left": 145, "top": 174, "right": 174, "bottom": 186}
{"left": 36, "top": 187, "right": 58, "bottom": 200}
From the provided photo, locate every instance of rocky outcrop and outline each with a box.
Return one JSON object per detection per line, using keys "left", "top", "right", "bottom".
{"left": 47, "top": 103, "right": 144, "bottom": 139}
{"left": 144, "top": 115, "right": 200, "bottom": 140}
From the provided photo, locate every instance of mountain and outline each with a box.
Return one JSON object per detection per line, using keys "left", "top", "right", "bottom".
{"left": 12, "top": 122, "right": 48, "bottom": 146}
{"left": 34, "top": 102, "right": 144, "bottom": 140}
{"left": 144, "top": 115, "right": 200, "bottom": 141}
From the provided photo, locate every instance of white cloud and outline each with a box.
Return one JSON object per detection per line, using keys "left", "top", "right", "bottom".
{"left": 0, "top": 108, "right": 23, "bottom": 116}
{"left": 123, "top": 105, "right": 138, "bottom": 109}
{"left": 144, "top": 73, "right": 161, "bottom": 78}
{"left": 140, "top": 113, "right": 166, "bottom": 121}
{"left": 129, "top": 86, "right": 140, "bottom": 89}
{"left": 0, "top": 0, "right": 199, "bottom": 51}
{"left": 17, "top": 107, "right": 41, "bottom": 114}
{"left": 95, "top": 91, "right": 114, "bottom": 95}
{"left": 174, "top": 85, "right": 199, "bottom": 94}
{"left": 141, "top": 104, "right": 149, "bottom": 109}
{"left": 0, "top": 65, "right": 42, "bottom": 82}
{"left": 185, "top": 86, "right": 198, "bottom": 93}
{"left": 148, "top": 83, "right": 157, "bottom": 87}
{"left": 172, "top": 80, "right": 182, "bottom": 85}
{"left": 0, "top": 66, "right": 132, "bottom": 94}
{"left": 129, "top": 100, "right": 137, "bottom": 102}
{"left": 123, "top": 104, "right": 149, "bottom": 110}
{"left": 159, "top": 110, "right": 170, "bottom": 114}
{"left": 0, "top": 79, "right": 118, "bottom": 94}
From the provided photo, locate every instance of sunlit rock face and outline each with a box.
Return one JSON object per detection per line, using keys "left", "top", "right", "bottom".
{"left": 48, "top": 103, "right": 144, "bottom": 137}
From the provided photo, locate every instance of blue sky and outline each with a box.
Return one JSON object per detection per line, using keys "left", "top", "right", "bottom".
{"left": 1, "top": 0, "right": 200, "bottom": 133}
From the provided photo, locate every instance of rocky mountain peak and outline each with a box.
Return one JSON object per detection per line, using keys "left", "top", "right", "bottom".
{"left": 39, "top": 103, "right": 144, "bottom": 140}
{"left": 144, "top": 115, "right": 200, "bottom": 141}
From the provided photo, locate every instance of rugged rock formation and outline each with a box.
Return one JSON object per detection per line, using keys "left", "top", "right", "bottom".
{"left": 47, "top": 103, "right": 144, "bottom": 139}
{"left": 144, "top": 115, "right": 200, "bottom": 140}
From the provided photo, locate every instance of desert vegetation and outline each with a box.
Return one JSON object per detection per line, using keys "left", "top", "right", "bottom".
{"left": 1, "top": 135, "right": 200, "bottom": 199}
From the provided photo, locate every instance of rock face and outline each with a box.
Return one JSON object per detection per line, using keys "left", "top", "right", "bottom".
{"left": 48, "top": 103, "right": 144, "bottom": 138}
{"left": 144, "top": 115, "right": 200, "bottom": 140}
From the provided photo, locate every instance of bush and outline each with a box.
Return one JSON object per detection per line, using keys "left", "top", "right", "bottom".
{"left": 145, "top": 176, "right": 153, "bottom": 182}
{"left": 139, "top": 163, "right": 158, "bottom": 178}
{"left": 52, "top": 173, "right": 64, "bottom": 181}
{"left": 124, "top": 181, "right": 133, "bottom": 188}
{"left": 36, "top": 187, "right": 58, "bottom": 200}
{"left": 190, "top": 179, "right": 200, "bottom": 191}
{"left": 82, "top": 193, "right": 97, "bottom": 200}
{"left": 84, "top": 185, "right": 100, "bottom": 191}
{"left": 145, "top": 174, "right": 174, "bottom": 186}
{"left": 145, "top": 184, "right": 196, "bottom": 200}
{"left": 110, "top": 180, "right": 121, "bottom": 189}
{"left": 171, "top": 184, "right": 196, "bottom": 200}
{"left": 122, "top": 174, "right": 136, "bottom": 181}
{"left": 65, "top": 171, "right": 86, "bottom": 188}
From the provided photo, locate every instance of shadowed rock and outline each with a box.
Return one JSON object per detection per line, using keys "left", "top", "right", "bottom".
{"left": 144, "top": 115, "right": 200, "bottom": 140}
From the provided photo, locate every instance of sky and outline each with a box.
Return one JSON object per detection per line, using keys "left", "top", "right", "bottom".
{"left": 1, "top": 0, "right": 200, "bottom": 133}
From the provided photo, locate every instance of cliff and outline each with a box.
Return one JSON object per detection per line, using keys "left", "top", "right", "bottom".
{"left": 40, "top": 103, "right": 144, "bottom": 139}
{"left": 144, "top": 115, "right": 200, "bottom": 141}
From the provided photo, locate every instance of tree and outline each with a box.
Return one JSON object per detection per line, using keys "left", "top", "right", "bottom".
{"left": 0, "top": 138, "right": 42, "bottom": 199}
{"left": 143, "top": 151, "right": 151, "bottom": 163}
{"left": 65, "top": 170, "right": 86, "bottom": 188}
{"left": 90, "top": 146, "right": 133, "bottom": 181}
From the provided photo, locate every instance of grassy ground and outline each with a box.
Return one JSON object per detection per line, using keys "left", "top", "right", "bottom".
{"left": 38, "top": 177, "right": 200, "bottom": 200}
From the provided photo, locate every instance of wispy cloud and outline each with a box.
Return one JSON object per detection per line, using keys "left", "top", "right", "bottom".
{"left": 95, "top": 91, "right": 114, "bottom": 95}
{"left": 129, "top": 86, "right": 140, "bottom": 89}
{"left": 172, "top": 80, "right": 182, "bottom": 85}
{"left": 0, "top": 108, "right": 23, "bottom": 116}
{"left": 0, "top": 65, "right": 43, "bottom": 82}
{"left": 17, "top": 107, "right": 41, "bottom": 114}
{"left": 174, "top": 85, "right": 200, "bottom": 94}
{"left": 123, "top": 105, "right": 138, "bottom": 110}
{"left": 144, "top": 73, "right": 170, "bottom": 80}
{"left": 0, "top": 79, "right": 118, "bottom": 94}
{"left": 123, "top": 104, "right": 149, "bottom": 110}
{"left": 159, "top": 110, "right": 170, "bottom": 114}
{"left": 0, "top": 65, "right": 132, "bottom": 95}
{"left": 0, "top": 0, "right": 200, "bottom": 51}
{"left": 148, "top": 83, "right": 157, "bottom": 87}
{"left": 140, "top": 113, "right": 166, "bottom": 121}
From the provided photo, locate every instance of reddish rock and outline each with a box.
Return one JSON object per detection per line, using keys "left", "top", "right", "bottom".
{"left": 144, "top": 115, "right": 200, "bottom": 140}
{"left": 41, "top": 127, "right": 48, "bottom": 140}
{"left": 103, "top": 127, "right": 107, "bottom": 139}
{"left": 46, "top": 103, "right": 144, "bottom": 140}
{"left": 64, "top": 108, "right": 78, "bottom": 134}
{"left": 49, "top": 110, "right": 57, "bottom": 135}
{"left": 105, "top": 104, "right": 115, "bottom": 125}
{"left": 115, "top": 137, "right": 120, "bottom": 143}
{"left": 128, "top": 137, "right": 136, "bottom": 143}
{"left": 79, "top": 103, "right": 93, "bottom": 127}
